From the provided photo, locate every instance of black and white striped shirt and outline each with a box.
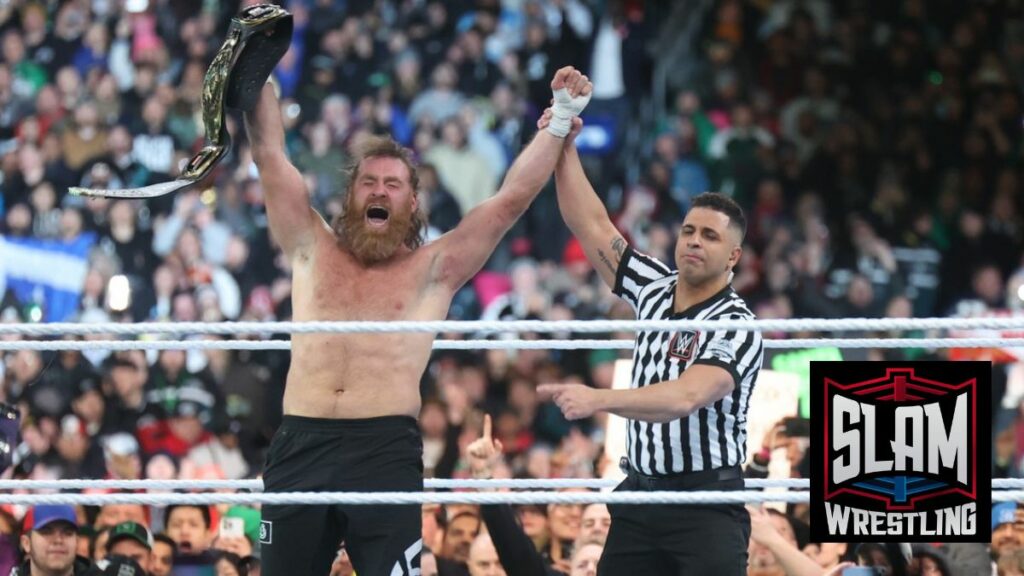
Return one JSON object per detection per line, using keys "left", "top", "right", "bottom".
{"left": 614, "top": 247, "right": 763, "bottom": 475}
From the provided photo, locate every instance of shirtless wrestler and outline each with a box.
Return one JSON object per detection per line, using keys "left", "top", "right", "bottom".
{"left": 243, "top": 67, "right": 592, "bottom": 575}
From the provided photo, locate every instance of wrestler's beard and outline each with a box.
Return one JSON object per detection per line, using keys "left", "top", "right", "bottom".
{"left": 334, "top": 198, "right": 418, "bottom": 265}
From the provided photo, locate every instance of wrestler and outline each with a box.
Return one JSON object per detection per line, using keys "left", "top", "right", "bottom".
{"left": 243, "top": 67, "right": 592, "bottom": 575}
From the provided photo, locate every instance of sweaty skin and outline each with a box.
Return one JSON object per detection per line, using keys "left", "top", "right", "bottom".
{"left": 287, "top": 221, "right": 452, "bottom": 418}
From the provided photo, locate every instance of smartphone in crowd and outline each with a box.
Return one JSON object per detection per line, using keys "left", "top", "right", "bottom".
{"left": 220, "top": 517, "right": 245, "bottom": 540}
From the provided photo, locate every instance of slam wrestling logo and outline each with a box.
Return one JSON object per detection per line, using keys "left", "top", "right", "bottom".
{"left": 809, "top": 362, "right": 991, "bottom": 543}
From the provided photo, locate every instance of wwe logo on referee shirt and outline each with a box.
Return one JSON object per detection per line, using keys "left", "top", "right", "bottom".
{"left": 809, "top": 362, "right": 991, "bottom": 543}
{"left": 669, "top": 331, "right": 699, "bottom": 361}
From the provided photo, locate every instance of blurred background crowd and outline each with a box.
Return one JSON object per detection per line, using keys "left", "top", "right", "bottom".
{"left": 2, "top": 0, "right": 1024, "bottom": 574}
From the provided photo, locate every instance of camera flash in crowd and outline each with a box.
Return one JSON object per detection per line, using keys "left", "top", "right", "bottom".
{"left": 107, "top": 275, "right": 131, "bottom": 312}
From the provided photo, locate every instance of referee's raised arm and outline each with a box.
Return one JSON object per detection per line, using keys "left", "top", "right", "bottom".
{"left": 540, "top": 110, "right": 629, "bottom": 290}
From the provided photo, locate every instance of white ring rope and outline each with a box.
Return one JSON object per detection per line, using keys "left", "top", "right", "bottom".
{"left": 0, "top": 491, "right": 810, "bottom": 505}
{"left": 2, "top": 478, "right": 1023, "bottom": 491}
{"left": 4, "top": 316, "right": 1024, "bottom": 338}
{"left": 0, "top": 478, "right": 791, "bottom": 491}
{"left": 0, "top": 490, "right": 1019, "bottom": 505}
{"left": 2, "top": 337, "right": 1024, "bottom": 352}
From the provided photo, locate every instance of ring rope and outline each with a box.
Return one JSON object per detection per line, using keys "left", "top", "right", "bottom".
{"left": 0, "top": 491, "right": 811, "bottom": 505}
{"left": 1, "top": 478, "right": 1023, "bottom": 491}
{"left": 2, "top": 337, "right": 1023, "bottom": 352}
{"left": 3, "top": 317, "right": 1024, "bottom": 337}
{"left": 0, "top": 490, "right": 1019, "bottom": 505}
{"left": 0, "top": 478, "right": 785, "bottom": 491}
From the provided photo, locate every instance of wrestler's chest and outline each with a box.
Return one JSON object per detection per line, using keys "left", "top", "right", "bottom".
{"left": 300, "top": 271, "right": 431, "bottom": 320}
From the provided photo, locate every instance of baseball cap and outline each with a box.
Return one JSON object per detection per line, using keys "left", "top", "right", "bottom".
{"left": 107, "top": 521, "right": 153, "bottom": 550}
{"left": 172, "top": 386, "right": 214, "bottom": 422}
{"left": 30, "top": 505, "right": 77, "bottom": 531}
{"left": 103, "top": 433, "right": 140, "bottom": 458}
{"left": 174, "top": 400, "right": 209, "bottom": 419}
{"left": 993, "top": 502, "right": 1018, "bottom": 531}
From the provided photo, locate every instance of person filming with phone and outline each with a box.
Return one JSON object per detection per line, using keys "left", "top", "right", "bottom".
{"left": 212, "top": 517, "right": 253, "bottom": 559}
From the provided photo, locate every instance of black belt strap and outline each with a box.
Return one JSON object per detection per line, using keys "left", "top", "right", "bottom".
{"left": 626, "top": 465, "right": 743, "bottom": 491}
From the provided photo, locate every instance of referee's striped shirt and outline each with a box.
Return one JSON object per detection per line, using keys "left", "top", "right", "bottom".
{"left": 614, "top": 246, "right": 763, "bottom": 475}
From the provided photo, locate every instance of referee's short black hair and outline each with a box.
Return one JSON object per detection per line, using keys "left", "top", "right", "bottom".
{"left": 690, "top": 192, "right": 747, "bottom": 241}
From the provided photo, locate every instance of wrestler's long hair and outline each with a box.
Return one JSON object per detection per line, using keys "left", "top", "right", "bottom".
{"left": 331, "top": 135, "right": 426, "bottom": 262}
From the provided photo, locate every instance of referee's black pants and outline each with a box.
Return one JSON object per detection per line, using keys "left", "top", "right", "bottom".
{"left": 597, "top": 465, "right": 750, "bottom": 576}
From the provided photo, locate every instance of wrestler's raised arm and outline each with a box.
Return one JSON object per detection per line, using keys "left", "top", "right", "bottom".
{"left": 429, "top": 66, "right": 592, "bottom": 290}
{"left": 244, "top": 83, "right": 322, "bottom": 258}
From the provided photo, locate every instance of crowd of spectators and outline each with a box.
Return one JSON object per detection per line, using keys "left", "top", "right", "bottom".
{"left": 1, "top": 0, "right": 1024, "bottom": 574}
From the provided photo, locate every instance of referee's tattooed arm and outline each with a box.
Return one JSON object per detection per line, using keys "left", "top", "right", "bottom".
{"left": 597, "top": 236, "right": 627, "bottom": 277}
{"left": 553, "top": 140, "right": 629, "bottom": 288}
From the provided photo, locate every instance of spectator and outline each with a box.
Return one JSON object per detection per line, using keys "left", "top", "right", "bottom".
{"left": 94, "top": 504, "right": 148, "bottom": 531}
{"left": 438, "top": 511, "right": 481, "bottom": 574}
{"left": 566, "top": 539, "right": 602, "bottom": 576}
{"left": 994, "top": 503, "right": 1022, "bottom": 560}
{"left": 60, "top": 101, "right": 108, "bottom": 172}
{"left": 426, "top": 117, "right": 499, "bottom": 214}
{"left": 293, "top": 121, "right": 347, "bottom": 208}
{"left": 90, "top": 528, "right": 110, "bottom": 563}
{"left": 801, "top": 542, "right": 848, "bottom": 572}
{"left": 911, "top": 545, "right": 954, "bottom": 576}
{"left": 466, "top": 534, "right": 506, "bottom": 576}
{"left": 101, "top": 357, "right": 153, "bottom": 435}
{"left": 13, "top": 505, "right": 97, "bottom": 576}
{"left": 105, "top": 521, "right": 153, "bottom": 574}
{"left": 213, "top": 551, "right": 246, "bottom": 576}
{"left": 163, "top": 505, "right": 213, "bottom": 555}
{"left": 150, "top": 533, "right": 175, "bottom": 576}
{"left": 409, "top": 62, "right": 465, "bottom": 125}
{"left": 576, "top": 504, "right": 609, "bottom": 547}
{"left": 747, "top": 506, "right": 838, "bottom": 576}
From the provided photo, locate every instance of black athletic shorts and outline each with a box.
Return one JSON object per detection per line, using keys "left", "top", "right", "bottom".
{"left": 260, "top": 415, "right": 423, "bottom": 576}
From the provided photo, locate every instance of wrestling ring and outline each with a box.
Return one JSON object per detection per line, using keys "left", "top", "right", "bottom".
{"left": 2, "top": 315, "right": 1024, "bottom": 506}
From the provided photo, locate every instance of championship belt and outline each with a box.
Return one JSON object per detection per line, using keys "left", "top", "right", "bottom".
{"left": 69, "top": 4, "right": 293, "bottom": 199}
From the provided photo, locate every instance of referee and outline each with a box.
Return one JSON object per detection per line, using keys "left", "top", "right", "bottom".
{"left": 537, "top": 113, "right": 762, "bottom": 575}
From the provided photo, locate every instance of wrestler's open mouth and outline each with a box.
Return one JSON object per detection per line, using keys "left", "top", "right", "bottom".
{"left": 366, "top": 206, "right": 390, "bottom": 226}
